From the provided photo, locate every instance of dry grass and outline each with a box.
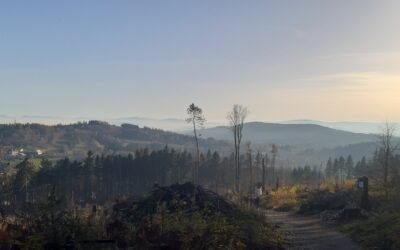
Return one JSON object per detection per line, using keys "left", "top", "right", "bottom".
{"left": 261, "top": 185, "right": 307, "bottom": 211}
{"left": 319, "top": 179, "right": 355, "bottom": 192}
{"left": 343, "top": 211, "right": 400, "bottom": 249}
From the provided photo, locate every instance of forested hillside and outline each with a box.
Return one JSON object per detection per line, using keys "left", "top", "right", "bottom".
{"left": 0, "top": 121, "right": 226, "bottom": 159}
{"left": 0, "top": 121, "right": 387, "bottom": 166}
{"left": 199, "top": 122, "right": 378, "bottom": 148}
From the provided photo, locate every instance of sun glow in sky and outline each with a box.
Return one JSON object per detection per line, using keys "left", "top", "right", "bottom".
{"left": 1, "top": 1, "right": 400, "bottom": 122}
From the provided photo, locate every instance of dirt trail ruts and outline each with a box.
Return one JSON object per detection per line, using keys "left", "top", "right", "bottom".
{"left": 265, "top": 210, "right": 363, "bottom": 250}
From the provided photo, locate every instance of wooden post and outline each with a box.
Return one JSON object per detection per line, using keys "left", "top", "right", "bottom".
{"left": 357, "top": 176, "right": 369, "bottom": 210}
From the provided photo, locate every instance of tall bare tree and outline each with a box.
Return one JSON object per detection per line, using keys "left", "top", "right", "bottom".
{"left": 227, "top": 104, "right": 248, "bottom": 193}
{"left": 379, "top": 122, "right": 398, "bottom": 197}
{"left": 186, "top": 103, "right": 205, "bottom": 186}
{"left": 255, "top": 150, "right": 262, "bottom": 185}
{"left": 271, "top": 144, "right": 278, "bottom": 185}
{"left": 247, "top": 142, "right": 253, "bottom": 195}
{"left": 262, "top": 153, "right": 269, "bottom": 190}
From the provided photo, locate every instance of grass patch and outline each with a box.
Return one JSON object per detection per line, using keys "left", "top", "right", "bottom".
{"left": 342, "top": 211, "right": 400, "bottom": 249}
{"left": 261, "top": 185, "right": 306, "bottom": 212}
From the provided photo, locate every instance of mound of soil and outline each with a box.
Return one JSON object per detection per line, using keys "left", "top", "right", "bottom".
{"left": 298, "top": 189, "right": 351, "bottom": 215}
{"left": 108, "top": 183, "right": 283, "bottom": 249}
{"left": 112, "top": 183, "right": 238, "bottom": 221}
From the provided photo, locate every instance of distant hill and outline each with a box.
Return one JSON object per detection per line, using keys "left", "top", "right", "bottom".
{"left": 199, "top": 122, "right": 378, "bottom": 149}
{"left": 2, "top": 115, "right": 394, "bottom": 135}
{"left": 281, "top": 120, "right": 397, "bottom": 136}
{"left": 0, "top": 115, "right": 223, "bottom": 132}
{"left": 0, "top": 121, "right": 226, "bottom": 160}
{"left": 113, "top": 116, "right": 222, "bottom": 132}
{"left": 0, "top": 121, "right": 391, "bottom": 166}
{"left": 197, "top": 122, "right": 385, "bottom": 166}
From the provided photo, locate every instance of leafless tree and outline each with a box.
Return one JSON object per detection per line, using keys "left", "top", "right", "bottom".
{"left": 379, "top": 122, "right": 398, "bottom": 197}
{"left": 271, "top": 144, "right": 278, "bottom": 184}
{"left": 262, "top": 153, "right": 269, "bottom": 190}
{"left": 186, "top": 103, "right": 205, "bottom": 185}
{"left": 247, "top": 142, "right": 253, "bottom": 195}
{"left": 255, "top": 150, "right": 262, "bottom": 185}
{"left": 227, "top": 104, "right": 248, "bottom": 193}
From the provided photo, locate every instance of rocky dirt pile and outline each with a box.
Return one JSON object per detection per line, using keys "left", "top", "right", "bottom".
{"left": 108, "top": 183, "right": 283, "bottom": 249}
{"left": 298, "top": 189, "right": 368, "bottom": 224}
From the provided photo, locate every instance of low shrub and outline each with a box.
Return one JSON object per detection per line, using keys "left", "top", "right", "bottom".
{"left": 261, "top": 185, "right": 307, "bottom": 212}
{"left": 343, "top": 211, "right": 400, "bottom": 250}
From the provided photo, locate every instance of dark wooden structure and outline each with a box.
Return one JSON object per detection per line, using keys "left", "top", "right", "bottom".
{"left": 357, "top": 176, "right": 369, "bottom": 210}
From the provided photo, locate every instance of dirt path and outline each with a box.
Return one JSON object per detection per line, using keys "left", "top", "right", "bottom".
{"left": 265, "top": 210, "right": 363, "bottom": 250}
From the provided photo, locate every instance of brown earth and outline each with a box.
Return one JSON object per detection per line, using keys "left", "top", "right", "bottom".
{"left": 265, "top": 210, "right": 363, "bottom": 250}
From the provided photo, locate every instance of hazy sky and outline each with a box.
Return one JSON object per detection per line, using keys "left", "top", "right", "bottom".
{"left": 1, "top": 1, "right": 400, "bottom": 123}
